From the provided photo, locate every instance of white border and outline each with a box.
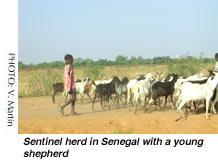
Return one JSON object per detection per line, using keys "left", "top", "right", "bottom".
{"left": 0, "top": 0, "right": 217, "bottom": 161}
{"left": 0, "top": 0, "right": 18, "bottom": 133}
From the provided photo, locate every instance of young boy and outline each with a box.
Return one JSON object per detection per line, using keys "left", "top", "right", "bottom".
{"left": 58, "top": 54, "right": 77, "bottom": 116}
{"left": 214, "top": 53, "right": 218, "bottom": 72}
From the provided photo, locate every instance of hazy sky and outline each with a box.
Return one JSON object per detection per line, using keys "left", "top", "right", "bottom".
{"left": 19, "top": 0, "right": 218, "bottom": 64}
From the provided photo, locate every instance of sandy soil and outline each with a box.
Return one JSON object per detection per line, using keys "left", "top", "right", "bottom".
{"left": 19, "top": 96, "right": 218, "bottom": 134}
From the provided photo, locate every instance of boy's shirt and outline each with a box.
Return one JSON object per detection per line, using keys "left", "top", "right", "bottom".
{"left": 64, "top": 64, "right": 76, "bottom": 93}
{"left": 215, "top": 62, "right": 218, "bottom": 71}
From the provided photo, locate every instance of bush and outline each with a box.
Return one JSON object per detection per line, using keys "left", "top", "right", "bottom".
{"left": 167, "top": 58, "right": 201, "bottom": 77}
{"left": 83, "top": 65, "right": 105, "bottom": 80}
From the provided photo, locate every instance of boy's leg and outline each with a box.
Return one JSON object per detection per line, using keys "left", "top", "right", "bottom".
{"left": 71, "top": 92, "right": 77, "bottom": 115}
{"left": 58, "top": 96, "right": 73, "bottom": 116}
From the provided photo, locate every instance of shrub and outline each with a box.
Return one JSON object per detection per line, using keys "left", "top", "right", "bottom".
{"left": 167, "top": 58, "right": 201, "bottom": 77}
{"left": 83, "top": 65, "right": 105, "bottom": 80}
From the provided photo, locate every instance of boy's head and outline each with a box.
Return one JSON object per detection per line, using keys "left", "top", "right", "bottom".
{"left": 64, "top": 54, "right": 73, "bottom": 64}
{"left": 215, "top": 53, "right": 218, "bottom": 61}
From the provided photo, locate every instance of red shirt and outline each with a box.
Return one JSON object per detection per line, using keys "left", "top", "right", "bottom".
{"left": 64, "top": 64, "right": 76, "bottom": 93}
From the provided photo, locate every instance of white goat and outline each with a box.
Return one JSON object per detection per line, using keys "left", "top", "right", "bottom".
{"left": 174, "top": 75, "right": 207, "bottom": 109}
{"left": 133, "top": 80, "right": 152, "bottom": 113}
{"left": 75, "top": 77, "right": 91, "bottom": 103}
{"left": 127, "top": 73, "right": 153, "bottom": 110}
{"left": 175, "top": 72, "right": 218, "bottom": 120}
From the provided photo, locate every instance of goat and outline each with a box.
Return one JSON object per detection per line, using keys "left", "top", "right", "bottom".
{"left": 127, "top": 73, "right": 153, "bottom": 110}
{"left": 114, "top": 77, "right": 129, "bottom": 108}
{"left": 75, "top": 77, "right": 92, "bottom": 103}
{"left": 174, "top": 75, "right": 207, "bottom": 111}
{"left": 175, "top": 72, "right": 218, "bottom": 120}
{"left": 92, "top": 83, "right": 109, "bottom": 110}
{"left": 92, "top": 76, "right": 121, "bottom": 111}
{"left": 155, "top": 72, "right": 164, "bottom": 82}
{"left": 148, "top": 74, "right": 178, "bottom": 111}
{"left": 89, "top": 77, "right": 115, "bottom": 96}
{"left": 51, "top": 79, "right": 81, "bottom": 104}
{"left": 83, "top": 80, "right": 96, "bottom": 102}
{"left": 133, "top": 79, "right": 152, "bottom": 113}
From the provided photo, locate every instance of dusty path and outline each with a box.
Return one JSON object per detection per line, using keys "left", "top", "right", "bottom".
{"left": 19, "top": 96, "right": 218, "bottom": 134}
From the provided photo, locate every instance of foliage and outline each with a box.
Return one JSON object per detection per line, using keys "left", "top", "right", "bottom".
{"left": 83, "top": 64, "right": 105, "bottom": 80}
{"left": 167, "top": 57, "right": 201, "bottom": 77}
{"left": 19, "top": 54, "right": 215, "bottom": 70}
{"left": 18, "top": 53, "right": 216, "bottom": 97}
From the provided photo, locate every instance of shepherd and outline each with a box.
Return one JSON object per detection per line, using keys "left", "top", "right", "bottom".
{"left": 57, "top": 54, "right": 78, "bottom": 116}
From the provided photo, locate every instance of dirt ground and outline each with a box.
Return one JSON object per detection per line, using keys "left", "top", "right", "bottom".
{"left": 19, "top": 96, "right": 218, "bottom": 134}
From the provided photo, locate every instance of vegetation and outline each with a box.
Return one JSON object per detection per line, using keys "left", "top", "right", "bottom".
{"left": 18, "top": 54, "right": 216, "bottom": 98}
{"left": 19, "top": 68, "right": 63, "bottom": 97}
{"left": 83, "top": 64, "right": 105, "bottom": 80}
{"left": 112, "top": 123, "right": 134, "bottom": 134}
{"left": 19, "top": 55, "right": 215, "bottom": 69}
{"left": 167, "top": 57, "right": 202, "bottom": 77}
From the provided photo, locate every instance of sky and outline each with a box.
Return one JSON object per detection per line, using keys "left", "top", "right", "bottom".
{"left": 19, "top": 0, "right": 218, "bottom": 64}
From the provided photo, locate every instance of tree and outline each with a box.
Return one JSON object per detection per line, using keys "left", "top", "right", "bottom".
{"left": 115, "top": 55, "right": 128, "bottom": 64}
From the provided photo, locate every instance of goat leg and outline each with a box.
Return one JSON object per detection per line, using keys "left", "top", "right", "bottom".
{"left": 193, "top": 101, "right": 198, "bottom": 113}
{"left": 147, "top": 99, "right": 153, "bottom": 113}
{"left": 181, "top": 108, "right": 187, "bottom": 120}
{"left": 92, "top": 92, "right": 97, "bottom": 111}
{"left": 86, "top": 92, "right": 92, "bottom": 102}
{"left": 175, "top": 100, "right": 186, "bottom": 121}
{"left": 205, "top": 99, "right": 210, "bottom": 120}
{"left": 158, "top": 97, "right": 161, "bottom": 106}
{"left": 107, "top": 95, "right": 112, "bottom": 109}
{"left": 115, "top": 96, "right": 119, "bottom": 108}
{"left": 127, "top": 96, "right": 132, "bottom": 111}
{"left": 81, "top": 95, "right": 84, "bottom": 103}
{"left": 52, "top": 91, "right": 57, "bottom": 104}
{"left": 170, "top": 94, "right": 174, "bottom": 109}
{"left": 163, "top": 96, "right": 168, "bottom": 109}
{"left": 211, "top": 102, "right": 217, "bottom": 114}
{"left": 119, "top": 96, "right": 124, "bottom": 106}
{"left": 124, "top": 94, "right": 127, "bottom": 106}
{"left": 100, "top": 96, "right": 105, "bottom": 110}
{"left": 135, "top": 105, "right": 138, "bottom": 114}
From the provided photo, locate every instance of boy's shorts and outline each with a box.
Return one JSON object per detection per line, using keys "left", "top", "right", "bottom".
{"left": 69, "top": 88, "right": 76, "bottom": 94}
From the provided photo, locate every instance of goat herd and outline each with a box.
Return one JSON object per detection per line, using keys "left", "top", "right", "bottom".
{"left": 52, "top": 71, "right": 218, "bottom": 121}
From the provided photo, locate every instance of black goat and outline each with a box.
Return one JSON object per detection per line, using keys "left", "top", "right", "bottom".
{"left": 149, "top": 74, "right": 178, "bottom": 110}
{"left": 114, "top": 77, "right": 129, "bottom": 108}
{"left": 51, "top": 79, "right": 81, "bottom": 104}
{"left": 92, "top": 76, "right": 121, "bottom": 110}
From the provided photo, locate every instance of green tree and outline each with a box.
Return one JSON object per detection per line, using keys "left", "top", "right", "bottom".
{"left": 115, "top": 55, "right": 128, "bottom": 65}
{"left": 83, "top": 64, "right": 105, "bottom": 80}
